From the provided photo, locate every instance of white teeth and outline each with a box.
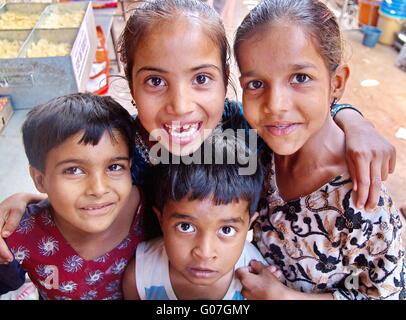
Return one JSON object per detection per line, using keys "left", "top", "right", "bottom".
{"left": 85, "top": 205, "right": 106, "bottom": 210}
{"left": 164, "top": 122, "right": 199, "bottom": 137}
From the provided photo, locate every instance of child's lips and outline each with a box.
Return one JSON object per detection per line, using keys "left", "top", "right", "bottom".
{"left": 265, "top": 122, "right": 301, "bottom": 136}
{"left": 187, "top": 267, "right": 218, "bottom": 278}
{"left": 80, "top": 202, "right": 114, "bottom": 215}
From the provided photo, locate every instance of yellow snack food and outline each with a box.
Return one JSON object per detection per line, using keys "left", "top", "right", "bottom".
{"left": 0, "top": 39, "right": 22, "bottom": 58}
{"left": 26, "top": 39, "right": 72, "bottom": 57}
{"left": 40, "top": 10, "right": 84, "bottom": 28}
{"left": 0, "top": 11, "right": 39, "bottom": 30}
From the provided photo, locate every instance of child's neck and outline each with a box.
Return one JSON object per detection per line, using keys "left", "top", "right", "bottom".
{"left": 169, "top": 265, "right": 234, "bottom": 300}
{"left": 52, "top": 186, "right": 140, "bottom": 261}
{"left": 274, "top": 117, "right": 347, "bottom": 202}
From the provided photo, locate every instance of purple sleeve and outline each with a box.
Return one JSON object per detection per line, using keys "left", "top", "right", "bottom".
{"left": 0, "top": 258, "right": 26, "bottom": 294}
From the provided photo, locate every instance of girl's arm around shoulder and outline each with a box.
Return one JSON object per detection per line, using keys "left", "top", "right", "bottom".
{"left": 333, "top": 106, "right": 396, "bottom": 211}
{"left": 122, "top": 257, "right": 140, "bottom": 300}
{"left": 0, "top": 193, "right": 47, "bottom": 263}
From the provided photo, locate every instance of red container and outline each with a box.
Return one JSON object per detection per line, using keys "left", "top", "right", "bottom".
{"left": 358, "top": 0, "right": 382, "bottom": 26}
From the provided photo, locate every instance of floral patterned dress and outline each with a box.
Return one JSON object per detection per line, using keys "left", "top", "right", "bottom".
{"left": 2, "top": 198, "right": 144, "bottom": 300}
{"left": 254, "top": 152, "right": 405, "bottom": 300}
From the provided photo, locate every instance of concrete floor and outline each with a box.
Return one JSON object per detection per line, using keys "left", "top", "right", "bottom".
{"left": 0, "top": 1, "right": 405, "bottom": 219}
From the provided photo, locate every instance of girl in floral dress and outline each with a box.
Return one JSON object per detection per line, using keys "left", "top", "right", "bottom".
{"left": 234, "top": 0, "right": 405, "bottom": 300}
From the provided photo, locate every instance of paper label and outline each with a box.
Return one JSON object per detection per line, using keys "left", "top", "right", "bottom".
{"left": 71, "top": 20, "right": 90, "bottom": 85}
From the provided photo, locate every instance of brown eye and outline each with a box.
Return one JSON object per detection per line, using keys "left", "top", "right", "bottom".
{"left": 194, "top": 74, "right": 210, "bottom": 85}
{"left": 247, "top": 80, "right": 264, "bottom": 90}
{"left": 292, "top": 74, "right": 310, "bottom": 84}
{"left": 146, "top": 77, "right": 165, "bottom": 87}
{"left": 176, "top": 223, "right": 195, "bottom": 233}
{"left": 63, "top": 167, "right": 84, "bottom": 175}
{"left": 108, "top": 164, "right": 124, "bottom": 172}
{"left": 219, "top": 226, "right": 236, "bottom": 237}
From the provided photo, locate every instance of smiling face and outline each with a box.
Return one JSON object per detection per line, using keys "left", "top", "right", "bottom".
{"left": 131, "top": 17, "right": 226, "bottom": 156}
{"left": 155, "top": 196, "right": 254, "bottom": 289}
{"left": 238, "top": 22, "right": 337, "bottom": 155}
{"left": 30, "top": 130, "right": 133, "bottom": 235}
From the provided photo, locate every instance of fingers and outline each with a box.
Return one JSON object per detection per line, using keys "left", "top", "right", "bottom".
{"left": 388, "top": 148, "right": 396, "bottom": 174}
{"left": 380, "top": 154, "right": 390, "bottom": 182}
{"left": 0, "top": 238, "right": 13, "bottom": 264}
{"left": 2, "top": 208, "right": 22, "bottom": 238}
{"left": 248, "top": 259, "right": 267, "bottom": 274}
{"left": 235, "top": 266, "right": 258, "bottom": 293}
{"left": 273, "top": 270, "right": 283, "bottom": 279}
{"left": 235, "top": 266, "right": 250, "bottom": 280}
{"left": 365, "top": 161, "right": 382, "bottom": 211}
{"left": 266, "top": 265, "right": 278, "bottom": 273}
{"left": 346, "top": 157, "right": 358, "bottom": 192}
{"left": 31, "top": 193, "right": 47, "bottom": 203}
{"left": 350, "top": 152, "right": 383, "bottom": 211}
{"left": 351, "top": 155, "right": 370, "bottom": 209}
{"left": 266, "top": 265, "right": 283, "bottom": 280}
{"left": 0, "top": 215, "right": 13, "bottom": 264}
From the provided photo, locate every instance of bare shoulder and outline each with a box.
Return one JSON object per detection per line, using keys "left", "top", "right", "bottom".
{"left": 122, "top": 257, "right": 140, "bottom": 300}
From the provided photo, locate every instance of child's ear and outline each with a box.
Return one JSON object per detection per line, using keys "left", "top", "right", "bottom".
{"left": 29, "top": 167, "right": 47, "bottom": 194}
{"left": 249, "top": 212, "right": 259, "bottom": 228}
{"left": 331, "top": 64, "right": 350, "bottom": 102}
{"left": 152, "top": 206, "right": 162, "bottom": 225}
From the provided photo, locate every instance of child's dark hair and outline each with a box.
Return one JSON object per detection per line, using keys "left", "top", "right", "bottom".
{"left": 147, "top": 135, "right": 264, "bottom": 218}
{"left": 22, "top": 93, "right": 136, "bottom": 172}
{"left": 234, "top": 0, "right": 342, "bottom": 74}
{"left": 118, "top": 0, "right": 231, "bottom": 88}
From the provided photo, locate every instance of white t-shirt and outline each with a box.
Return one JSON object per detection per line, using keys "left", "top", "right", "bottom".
{"left": 135, "top": 237, "right": 267, "bottom": 300}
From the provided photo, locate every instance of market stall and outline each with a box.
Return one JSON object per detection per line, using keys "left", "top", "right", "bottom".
{"left": 0, "top": 1, "right": 97, "bottom": 110}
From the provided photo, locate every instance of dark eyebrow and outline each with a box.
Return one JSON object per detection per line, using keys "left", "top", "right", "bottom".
{"left": 240, "top": 70, "right": 256, "bottom": 78}
{"left": 55, "top": 159, "right": 84, "bottom": 168}
{"left": 55, "top": 156, "right": 130, "bottom": 168}
{"left": 240, "top": 63, "right": 317, "bottom": 79}
{"left": 110, "top": 157, "right": 131, "bottom": 162}
{"left": 136, "top": 64, "right": 221, "bottom": 76}
{"left": 221, "top": 217, "right": 245, "bottom": 224}
{"left": 291, "top": 63, "right": 316, "bottom": 71}
{"left": 136, "top": 66, "right": 168, "bottom": 75}
{"left": 169, "top": 213, "right": 245, "bottom": 225}
{"left": 169, "top": 213, "right": 197, "bottom": 221}
{"left": 190, "top": 64, "right": 221, "bottom": 73}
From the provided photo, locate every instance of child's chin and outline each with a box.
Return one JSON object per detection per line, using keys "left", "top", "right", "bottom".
{"left": 268, "top": 142, "right": 301, "bottom": 156}
{"left": 79, "top": 218, "right": 115, "bottom": 234}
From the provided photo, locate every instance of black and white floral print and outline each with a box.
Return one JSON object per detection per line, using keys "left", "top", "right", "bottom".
{"left": 254, "top": 153, "right": 405, "bottom": 300}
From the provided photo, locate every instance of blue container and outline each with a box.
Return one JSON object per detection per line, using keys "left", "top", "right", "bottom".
{"left": 381, "top": 0, "right": 406, "bottom": 18}
{"left": 362, "top": 26, "right": 383, "bottom": 47}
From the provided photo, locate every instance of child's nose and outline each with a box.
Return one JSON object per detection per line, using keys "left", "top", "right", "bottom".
{"left": 263, "top": 86, "right": 289, "bottom": 114}
{"left": 166, "top": 84, "right": 195, "bottom": 116}
{"left": 192, "top": 235, "right": 217, "bottom": 261}
{"left": 86, "top": 173, "right": 110, "bottom": 197}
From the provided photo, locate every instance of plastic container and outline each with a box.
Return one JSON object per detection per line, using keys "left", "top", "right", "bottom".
{"left": 358, "top": 0, "right": 382, "bottom": 26}
{"left": 381, "top": 0, "right": 406, "bottom": 18}
{"left": 361, "top": 26, "right": 383, "bottom": 47}
{"left": 377, "top": 9, "right": 406, "bottom": 45}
